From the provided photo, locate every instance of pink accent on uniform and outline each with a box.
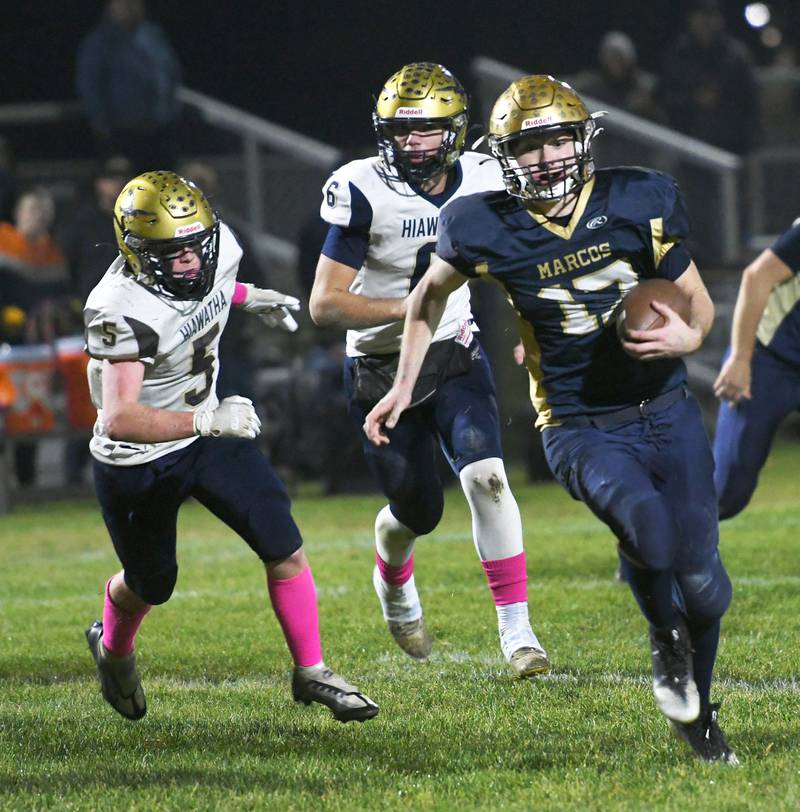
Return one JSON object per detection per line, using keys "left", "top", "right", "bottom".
{"left": 101, "top": 578, "right": 150, "bottom": 657}
{"left": 481, "top": 552, "right": 529, "bottom": 606}
{"left": 232, "top": 282, "right": 248, "bottom": 306}
{"left": 375, "top": 551, "right": 414, "bottom": 586}
{"left": 267, "top": 566, "right": 323, "bottom": 667}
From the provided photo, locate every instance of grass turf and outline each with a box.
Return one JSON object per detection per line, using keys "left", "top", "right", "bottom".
{"left": 1, "top": 441, "right": 799, "bottom": 810}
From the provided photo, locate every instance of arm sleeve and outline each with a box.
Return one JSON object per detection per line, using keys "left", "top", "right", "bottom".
{"left": 83, "top": 307, "right": 159, "bottom": 364}
{"left": 647, "top": 173, "right": 690, "bottom": 272}
{"left": 657, "top": 243, "right": 692, "bottom": 281}
{"left": 319, "top": 171, "right": 373, "bottom": 230}
{"left": 320, "top": 224, "right": 369, "bottom": 270}
{"left": 770, "top": 222, "right": 800, "bottom": 273}
{"left": 436, "top": 204, "right": 479, "bottom": 278}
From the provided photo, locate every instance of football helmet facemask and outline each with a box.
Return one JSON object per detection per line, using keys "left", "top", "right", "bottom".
{"left": 373, "top": 62, "right": 468, "bottom": 189}
{"left": 113, "top": 171, "right": 220, "bottom": 300}
{"left": 488, "top": 75, "right": 604, "bottom": 203}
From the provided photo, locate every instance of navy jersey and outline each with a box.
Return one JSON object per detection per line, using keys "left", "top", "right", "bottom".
{"left": 756, "top": 222, "right": 800, "bottom": 366}
{"left": 437, "top": 168, "right": 691, "bottom": 428}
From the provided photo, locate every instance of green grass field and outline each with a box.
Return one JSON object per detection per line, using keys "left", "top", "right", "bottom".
{"left": 1, "top": 441, "right": 799, "bottom": 811}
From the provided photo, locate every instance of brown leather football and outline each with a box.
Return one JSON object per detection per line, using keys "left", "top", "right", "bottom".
{"left": 617, "top": 278, "right": 691, "bottom": 337}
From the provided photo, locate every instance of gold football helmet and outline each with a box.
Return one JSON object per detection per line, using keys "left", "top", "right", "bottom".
{"left": 113, "top": 170, "right": 220, "bottom": 300}
{"left": 373, "top": 62, "right": 468, "bottom": 188}
{"left": 488, "top": 75, "right": 603, "bottom": 202}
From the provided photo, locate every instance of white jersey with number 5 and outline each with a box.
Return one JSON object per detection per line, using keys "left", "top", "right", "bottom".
{"left": 84, "top": 222, "right": 242, "bottom": 466}
{"left": 320, "top": 152, "right": 504, "bottom": 356}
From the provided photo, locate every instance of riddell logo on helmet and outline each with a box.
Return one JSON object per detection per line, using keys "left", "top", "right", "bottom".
{"left": 396, "top": 108, "right": 425, "bottom": 117}
{"left": 521, "top": 116, "right": 555, "bottom": 129}
{"left": 175, "top": 222, "right": 204, "bottom": 237}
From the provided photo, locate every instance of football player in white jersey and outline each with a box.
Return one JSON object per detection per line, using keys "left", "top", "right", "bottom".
{"left": 310, "top": 63, "right": 549, "bottom": 678}
{"left": 84, "top": 171, "right": 378, "bottom": 724}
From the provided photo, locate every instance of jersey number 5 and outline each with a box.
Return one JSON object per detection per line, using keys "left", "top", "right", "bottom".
{"left": 185, "top": 323, "right": 219, "bottom": 406}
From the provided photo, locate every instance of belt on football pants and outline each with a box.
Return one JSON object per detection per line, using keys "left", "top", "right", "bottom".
{"left": 563, "top": 386, "right": 689, "bottom": 429}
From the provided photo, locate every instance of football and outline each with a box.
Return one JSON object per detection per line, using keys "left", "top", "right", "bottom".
{"left": 616, "top": 278, "right": 691, "bottom": 338}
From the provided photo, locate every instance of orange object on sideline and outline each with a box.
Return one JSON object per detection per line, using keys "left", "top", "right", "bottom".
{"left": 0, "top": 345, "right": 56, "bottom": 434}
{"left": 55, "top": 336, "right": 96, "bottom": 429}
{"left": 0, "top": 366, "right": 16, "bottom": 409}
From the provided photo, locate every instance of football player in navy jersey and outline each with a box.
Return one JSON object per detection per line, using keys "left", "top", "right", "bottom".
{"left": 365, "top": 75, "right": 738, "bottom": 763}
{"left": 713, "top": 219, "right": 800, "bottom": 518}
{"left": 310, "top": 63, "right": 549, "bottom": 678}
{"left": 83, "top": 171, "right": 378, "bottom": 724}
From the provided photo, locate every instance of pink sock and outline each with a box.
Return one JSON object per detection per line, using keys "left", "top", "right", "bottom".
{"left": 481, "top": 552, "right": 528, "bottom": 606}
{"left": 102, "top": 579, "right": 150, "bottom": 657}
{"left": 267, "top": 566, "right": 323, "bottom": 667}
{"left": 375, "top": 552, "right": 414, "bottom": 586}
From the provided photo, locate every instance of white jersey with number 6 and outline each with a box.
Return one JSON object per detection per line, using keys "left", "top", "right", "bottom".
{"left": 320, "top": 152, "right": 504, "bottom": 356}
{"left": 84, "top": 222, "right": 242, "bottom": 466}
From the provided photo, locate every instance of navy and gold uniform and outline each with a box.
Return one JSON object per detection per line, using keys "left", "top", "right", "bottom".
{"left": 714, "top": 222, "right": 800, "bottom": 519}
{"left": 438, "top": 163, "right": 731, "bottom": 712}
{"left": 408, "top": 72, "right": 738, "bottom": 759}
{"left": 438, "top": 167, "right": 691, "bottom": 427}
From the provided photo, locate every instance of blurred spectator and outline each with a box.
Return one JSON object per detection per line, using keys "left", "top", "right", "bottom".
{"left": 758, "top": 45, "right": 800, "bottom": 147}
{"left": 0, "top": 137, "right": 18, "bottom": 224}
{"left": 658, "top": 0, "right": 759, "bottom": 155}
{"left": 56, "top": 157, "right": 132, "bottom": 484}
{"left": 571, "top": 31, "right": 665, "bottom": 123}
{"left": 0, "top": 189, "right": 72, "bottom": 339}
{"left": 0, "top": 189, "right": 72, "bottom": 487}
{"left": 76, "top": 0, "right": 182, "bottom": 172}
{"left": 178, "top": 160, "right": 267, "bottom": 400}
{"left": 57, "top": 156, "right": 132, "bottom": 301}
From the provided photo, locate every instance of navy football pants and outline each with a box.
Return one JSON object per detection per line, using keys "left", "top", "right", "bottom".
{"left": 543, "top": 392, "right": 731, "bottom": 627}
{"left": 714, "top": 344, "right": 800, "bottom": 520}
{"left": 345, "top": 339, "right": 504, "bottom": 536}
{"left": 93, "top": 437, "right": 303, "bottom": 605}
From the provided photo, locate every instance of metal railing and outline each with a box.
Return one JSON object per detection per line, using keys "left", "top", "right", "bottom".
{"left": 0, "top": 87, "right": 343, "bottom": 271}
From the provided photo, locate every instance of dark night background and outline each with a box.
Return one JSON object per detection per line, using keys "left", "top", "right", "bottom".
{"left": 2, "top": 0, "right": 797, "bottom": 152}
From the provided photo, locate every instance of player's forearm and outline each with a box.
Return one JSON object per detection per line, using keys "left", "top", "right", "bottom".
{"left": 728, "top": 266, "right": 772, "bottom": 361}
{"left": 393, "top": 283, "right": 447, "bottom": 395}
{"left": 103, "top": 402, "right": 195, "bottom": 443}
{"left": 686, "top": 287, "right": 714, "bottom": 343}
{"left": 309, "top": 289, "right": 406, "bottom": 329}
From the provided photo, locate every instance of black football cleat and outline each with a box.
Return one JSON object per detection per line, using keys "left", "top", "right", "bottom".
{"left": 670, "top": 702, "right": 740, "bottom": 764}
{"left": 292, "top": 665, "right": 379, "bottom": 723}
{"left": 85, "top": 620, "right": 146, "bottom": 721}
{"left": 650, "top": 616, "right": 700, "bottom": 723}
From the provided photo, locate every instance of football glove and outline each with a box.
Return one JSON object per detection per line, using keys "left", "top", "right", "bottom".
{"left": 193, "top": 395, "right": 261, "bottom": 439}
{"left": 238, "top": 283, "right": 300, "bottom": 332}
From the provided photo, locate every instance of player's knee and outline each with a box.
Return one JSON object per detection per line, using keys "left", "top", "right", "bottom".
{"left": 125, "top": 565, "right": 178, "bottom": 606}
{"left": 389, "top": 492, "right": 443, "bottom": 537}
{"left": 622, "top": 493, "right": 678, "bottom": 571}
{"left": 717, "top": 485, "right": 752, "bottom": 521}
{"left": 677, "top": 553, "right": 732, "bottom": 626}
{"left": 459, "top": 457, "right": 509, "bottom": 506}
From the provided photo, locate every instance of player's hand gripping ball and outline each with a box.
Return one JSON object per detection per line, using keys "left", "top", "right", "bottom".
{"left": 616, "top": 278, "right": 691, "bottom": 339}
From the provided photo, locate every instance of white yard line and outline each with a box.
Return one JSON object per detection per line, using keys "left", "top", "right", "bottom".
{"left": 3, "top": 575, "right": 799, "bottom": 607}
